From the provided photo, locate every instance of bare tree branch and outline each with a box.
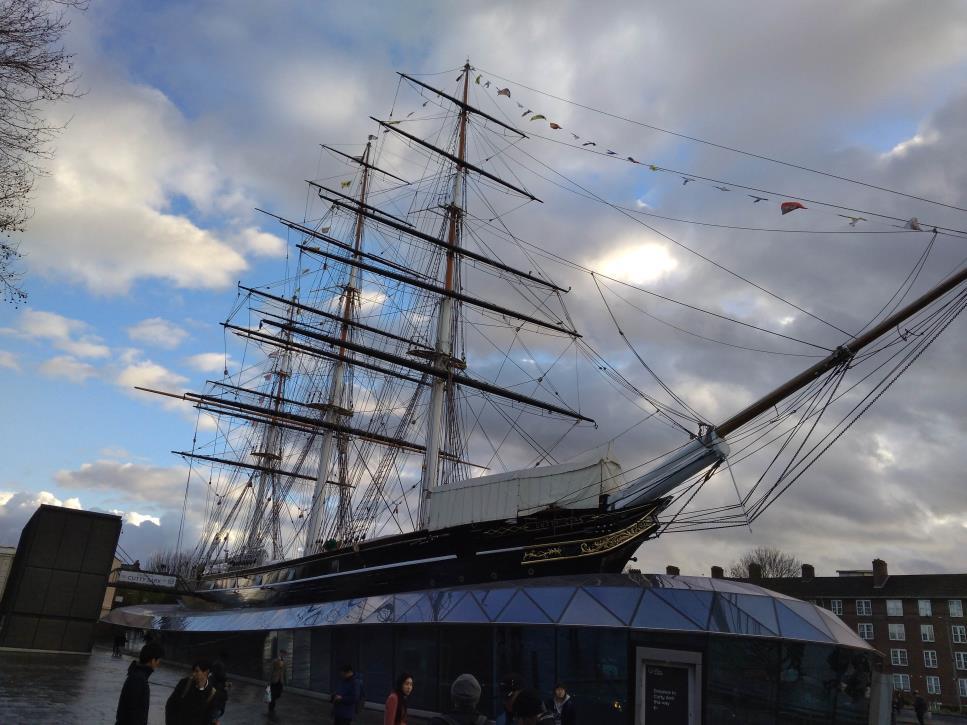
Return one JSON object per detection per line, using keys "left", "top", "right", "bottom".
{"left": 728, "top": 545, "right": 802, "bottom": 578}
{"left": 0, "top": 0, "right": 87, "bottom": 304}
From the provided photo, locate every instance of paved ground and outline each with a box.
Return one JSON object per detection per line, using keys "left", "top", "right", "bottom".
{"left": 0, "top": 646, "right": 395, "bottom": 724}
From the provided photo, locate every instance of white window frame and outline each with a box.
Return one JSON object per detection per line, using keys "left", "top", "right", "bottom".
{"left": 953, "top": 625, "right": 967, "bottom": 644}
{"left": 890, "top": 649, "right": 908, "bottom": 666}
{"left": 959, "top": 678, "right": 967, "bottom": 698}
{"left": 926, "top": 675, "right": 941, "bottom": 695}
{"left": 951, "top": 599, "right": 964, "bottom": 617}
{"left": 956, "top": 652, "right": 967, "bottom": 670}
{"left": 856, "top": 599, "right": 872, "bottom": 616}
{"left": 921, "top": 624, "right": 935, "bottom": 642}
{"left": 887, "top": 599, "right": 903, "bottom": 617}
{"left": 857, "top": 623, "right": 874, "bottom": 640}
{"left": 918, "top": 599, "right": 932, "bottom": 617}
{"left": 888, "top": 623, "right": 906, "bottom": 641}
{"left": 924, "top": 650, "right": 938, "bottom": 668}
{"left": 892, "top": 673, "right": 911, "bottom": 691}
{"left": 830, "top": 599, "right": 843, "bottom": 615}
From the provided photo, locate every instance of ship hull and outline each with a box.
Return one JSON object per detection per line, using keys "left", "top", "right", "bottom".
{"left": 186, "top": 498, "right": 668, "bottom": 608}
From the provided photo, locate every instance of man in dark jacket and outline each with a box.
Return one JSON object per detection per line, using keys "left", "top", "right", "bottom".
{"left": 430, "top": 674, "right": 488, "bottom": 725}
{"left": 332, "top": 663, "right": 362, "bottom": 725}
{"left": 548, "top": 683, "right": 575, "bottom": 725}
{"left": 115, "top": 641, "right": 164, "bottom": 725}
{"left": 913, "top": 690, "right": 928, "bottom": 725}
{"left": 165, "top": 658, "right": 219, "bottom": 725}
{"left": 513, "top": 689, "right": 555, "bottom": 725}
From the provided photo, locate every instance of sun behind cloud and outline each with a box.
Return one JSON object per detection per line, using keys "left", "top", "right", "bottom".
{"left": 592, "top": 240, "right": 679, "bottom": 285}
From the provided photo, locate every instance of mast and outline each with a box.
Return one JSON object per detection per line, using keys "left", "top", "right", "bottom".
{"left": 419, "top": 62, "right": 471, "bottom": 526}
{"left": 304, "top": 140, "right": 373, "bottom": 553}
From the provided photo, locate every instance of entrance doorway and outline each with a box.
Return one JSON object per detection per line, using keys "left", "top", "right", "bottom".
{"left": 635, "top": 647, "right": 701, "bottom": 724}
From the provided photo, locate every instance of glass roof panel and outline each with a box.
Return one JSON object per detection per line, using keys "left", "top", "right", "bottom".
{"left": 473, "top": 588, "right": 516, "bottom": 621}
{"left": 498, "top": 590, "right": 554, "bottom": 624}
{"left": 583, "top": 586, "right": 644, "bottom": 625}
{"left": 439, "top": 591, "right": 491, "bottom": 623}
{"left": 708, "top": 594, "right": 774, "bottom": 636}
{"left": 780, "top": 599, "right": 834, "bottom": 639}
{"left": 733, "top": 593, "right": 779, "bottom": 634}
{"left": 559, "top": 588, "right": 623, "bottom": 627}
{"left": 361, "top": 600, "right": 397, "bottom": 625}
{"left": 525, "top": 586, "right": 577, "bottom": 622}
{"left": 814, "top": 606, "right": 866, "bottom": 646}
{"left": 775, "top": 602, "right": 833, "bottom": 642}
{"left": 396, "top": 594, "right": 435, "bottom": 623}
{"left": 631, "top": 591, "right": 702, "bottom": 631}
{"left": 654, "top": 589, "right": 713, "bottom": 628}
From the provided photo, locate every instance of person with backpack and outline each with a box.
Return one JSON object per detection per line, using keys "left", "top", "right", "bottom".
{"left": 384, "top": 672, "right": 414, "bottom": 725}
{"left": 333, "top": 663, "right": 362, "bottom": 725}
{"left": 512, "top": 689, "right": 555, "bottom": 725}
{"left": 430, "top": 673, "right": 488, "bottom": 725}
{"left": 209, "top": 660, "right": 231, "bottom": 724}
{"left": 165, "top": 658, "right": 219, "bottom": 725}
{"left": 115, "top": 641, "right": 164, "bottom": 725}
{"left": 496, "top": 673, "right": 523, "bottom": 725}
{"left": 268, "top": 649, "right": 287, "bottom": 713}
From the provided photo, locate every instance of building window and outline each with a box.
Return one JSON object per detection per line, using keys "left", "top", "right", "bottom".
{"left": 830, "top": 599, "right": 843, "bottom": 615}
{"left": 892, "top": 674, "right": 911, "bottom": 691}
{"left": 953, "top": 625, "right": 967, "bottom": 644}
{"left": 890, "top": 649, "right": 908, "bottom": 666}
{"left": 956, "top": 652, "right": 967, "bottom": 670}
{"left": 857, "top": 623, "right": 874, "bottom": 640}
{"left": 951, "top": 600, "right": 964, "bottom": 617}
{"left": 926, "top": 676, "right": 941, "bottom": 695}
{"left": 888, "top": 623, "right": 906, "bottom": 641}
{"left": 856, "top": 599, "right": 872, "bottom": 616}
{"left": 924, "top": 650, "right": 938, "bottom": 668}
{"left": 921, "top": 624, "right": 935, "bottom": 642}
{"left": 887, "top": 599, "right": 903, "bottom": 616}
{"left": 918, "top": 599, "right": 932, "bottom": 617}
{"left": 960, "top": 679, "right": 967, "bottom": 698}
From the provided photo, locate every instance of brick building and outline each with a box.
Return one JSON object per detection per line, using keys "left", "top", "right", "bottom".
{"left": 729, "top": 558, "right": 967, "bottom": 713}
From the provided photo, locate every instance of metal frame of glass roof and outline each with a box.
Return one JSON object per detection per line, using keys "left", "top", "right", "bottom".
{"left": 102, "top": 573, "right": 873, "bottom": 651}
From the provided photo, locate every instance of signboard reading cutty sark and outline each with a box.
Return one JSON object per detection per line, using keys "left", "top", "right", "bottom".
{"left": 643, "top": 665, "right": 689, "bottom": 723}
{"left": 116, "top": 570, "right": 177, "bottom": 589}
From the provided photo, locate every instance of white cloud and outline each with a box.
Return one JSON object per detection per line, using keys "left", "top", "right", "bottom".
{"left": 127, "top": 317, "right": 189, "bottom": 349}
{"left": 238, "top": 228, "right": 286, "bottom": 257}
{"left": 18, "top": 309, "right": 110, "bottom": 358}
{"left": 0, "top": 350, "right": 19, "bottom": 371}
{"left": 39, "top": 355, "right": 98, "bottom": 383}
{"left": 125, "top": 511, "right": 162, "bottom": 527}
{"left": 55, "top": 460, "right": 188, "bottom": 507}
{"left": 185, "top": 352, "right": 231, "bottom": 374}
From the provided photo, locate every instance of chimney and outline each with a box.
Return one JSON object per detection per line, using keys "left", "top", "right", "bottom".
{"left": 748, "top": 562, "right": 762, "bottom": 581}
{"left": 873, "top": 559, "right": 889, "bottom": 588}
{"left": 801, "top": 563, "right": 815, "bottom": 581}
{"left": 665, "top": 565, "right": 680, "bottom": 576}
{"left": 711, "top": 565, "right": 724, "bottom": 579}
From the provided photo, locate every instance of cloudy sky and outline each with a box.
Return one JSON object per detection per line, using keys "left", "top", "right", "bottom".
{"left": 1, "top": 0, "right": 966, "bottom": 577}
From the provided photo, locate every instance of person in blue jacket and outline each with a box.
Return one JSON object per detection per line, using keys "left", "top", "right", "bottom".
{"left": 332, "top": 663, "right": 362, "bottom": 725}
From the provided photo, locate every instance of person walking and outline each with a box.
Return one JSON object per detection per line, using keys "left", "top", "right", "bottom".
{"left": 165, "top": 658, "right": 219, "bottom": 725}
{"left": 547, "top": 683, "right": 575, "bottom": 725}
{"left": 268, "top": 649, "right": 287, "bottom": 713}
{"left": 210, "top": 660, "right": 231, "bottom": 724}
{"left": 333, "top": 663, "right": 362, "bottom": 725}
{"left": 113, "top": 630, "right": 126, "bottom": 658}
{"left": 429, "top": 674, "right": 488, "bottom": 725}
{"left": 384, "top": 672, "right": 414, "bottom": 725}
{"left": 115, "top": 641, "right": 164, "bottom": 725}
{"left": 913, "top": 690, "right": 927, "bottom": 725}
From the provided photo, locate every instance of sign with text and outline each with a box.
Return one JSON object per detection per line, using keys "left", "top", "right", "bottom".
{"left": 116, "top": 570, "right": 177, "bottom": 588}
{"left": 644, "top": 664, "right": 690, "bottom": 724}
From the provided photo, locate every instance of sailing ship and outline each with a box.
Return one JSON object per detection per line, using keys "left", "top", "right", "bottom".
{"left": 143, "top": 63, "right": 967, "bottom": 608}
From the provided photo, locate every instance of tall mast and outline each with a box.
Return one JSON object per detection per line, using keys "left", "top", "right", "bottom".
{"left": 419, "top": 62, "right": 471, "bottom": 527}
{"left": 304, "top": 140, "right": 372, "bottom": 553}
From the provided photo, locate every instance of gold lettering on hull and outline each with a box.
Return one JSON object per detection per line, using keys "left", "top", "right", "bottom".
{"left": 520, "top": 513, "right": 658, "bottom": 565}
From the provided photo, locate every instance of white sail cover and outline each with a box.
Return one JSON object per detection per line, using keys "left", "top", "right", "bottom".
{"left": 425, "top": 453, "right": 625, "bottom": 530}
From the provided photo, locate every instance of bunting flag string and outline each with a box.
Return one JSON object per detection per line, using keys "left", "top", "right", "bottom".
{"left": 389, "top": 72, "right": 960, "bottom": 237}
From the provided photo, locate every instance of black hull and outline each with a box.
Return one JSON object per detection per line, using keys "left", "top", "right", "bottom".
{"left": 186, "top": 499, "right": 669, "bottom": 608}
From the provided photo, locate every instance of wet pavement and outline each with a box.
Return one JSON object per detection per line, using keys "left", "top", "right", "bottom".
{"left": 0, "top": 646, "right": 392, "bottom": 724}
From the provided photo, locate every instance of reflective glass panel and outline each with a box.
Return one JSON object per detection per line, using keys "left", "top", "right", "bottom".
{"left": 780, "top": 600, "right": 834, "bottom": 639}
{"left": 526, "top": 586, "right": 577, "bottom": 621}
{"left": 556, "top": 627, "right": 627, "bottom": 725}
{"left": 631, "top": 591, "right": 703, "bottom": 632}
{"left": 775, "top": 602, "right": 833, "bottom": 643}
{"left": 499, "top": 590, "right": 554, "bottom": 624}
{"left": 358, "top": 625, "right": 393, "bottom": 703}
{"left": 558, "top": 588, "right": 622, "bottom": 627}
{"left": 439, "top": 591, "right": 490, "bottom": 623}
{"left": 777, "top": 642, "right": 835, "bottom": 723}
{"left": 394, "top": 625, "right": 439, "bottom": 711}
{"left": 654, "top": 589, "right": 713, "bottom": 628}
{"left": 708, "top": 594, "right": 772, "bottom": 636}
{"left": 439, "top": 626, "right": 494, "bottom": 718}
{"left": 473, "top": 588, "right": 516, "bottom": 621}
{"left": 706, "top": 636, "right": 779, "bottom": 724}
{"left": 734, "top": 593, "right": 779, "bottom": 635}
{"left": 495, "top": 626, "right": 556, "bottom": 716}
{"left": 583, "top": 586, "right": 643, "bottom": 625}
